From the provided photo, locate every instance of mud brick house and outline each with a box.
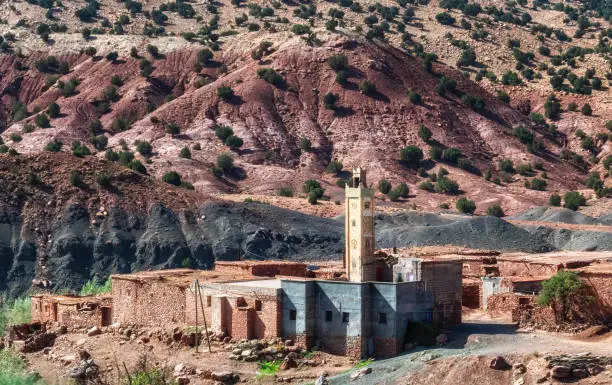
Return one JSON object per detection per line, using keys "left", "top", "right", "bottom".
{"left": 31, "top": 294, "right": 112, "bottom": 329}
{"left": 32, "top": 169, "right": 463, "bottom": 358}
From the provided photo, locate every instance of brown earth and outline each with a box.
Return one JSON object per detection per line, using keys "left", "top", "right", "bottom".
{"left": 0, "top": 0, "right": 610, "bottom": 216}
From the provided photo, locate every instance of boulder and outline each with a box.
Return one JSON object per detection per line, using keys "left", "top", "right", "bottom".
{"left": 550, "top": 365, "right": 571, "bottom": 379}
{"left": 513, "top": 363, "right": 526, "bottom": 374}
{"left": 490, "top": 356, "right": 511, "bottom": 370}
{"left": 350, "top": 367, "right": 372, "bottom": 381}
{"left": 571, "top": 368, "right": 588, "bottom": 378}
{"left": 280, "top": 356, "right": 298, "bottom": 370}
{"left": 315, "top": 374, "right": 329, "bottom": 385}
{"left": 87, "top": 327, "right": 102, "bottom": 337}
{"left": 176, "top": 377, "right": 190, "bottom": 385}
{"left": 78, "top": 349, "right": 91, "bottom": 361}
{"left": 587, "top": 364, "right": 604, "bottom": 375}
{"left": 435, "top": 333, "right": 448, "bottom": 345}
{"left": 210, "top": 370, "right": 237, "bottom": 382}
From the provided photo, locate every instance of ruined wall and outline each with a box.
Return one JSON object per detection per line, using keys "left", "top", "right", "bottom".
{"left": 486, "top": 293, "right": 533, "bottom": 321}
{"left": 112, "top": 277, "right": 187, "bottom": 326}
{"left": 580, "top": 272, "right": 612, "bottom": 317}
{"left": 215, "top": 261, "right": 308, "bottom": 278}
{"left": 496, "top": 260, "right": 560, "bottom": 277}
{"left": 462, "top": 281, "right": 481, "bottom": 309}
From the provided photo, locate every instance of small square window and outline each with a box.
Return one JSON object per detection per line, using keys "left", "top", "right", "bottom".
{"left": 351, "top": 220, "right": 356, "bottom": 227}
{"left": 365, "top": 202, "right": 370, "bottom": 209}
{"left": 342, "top": 312, "right": 349, "bottom": 323}
{"left": 325, "top": 310, "right": 333, "bottom": 322}
{"left": 289, "top": 310, "right": 297, "bottom": 320}
{"left": 379, "top": 313, "right": 387, "bottom": 324}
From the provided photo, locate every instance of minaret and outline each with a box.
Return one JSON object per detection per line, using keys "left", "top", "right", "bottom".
{"left": 345, "top": 167, "right": 376, "bottom": 282}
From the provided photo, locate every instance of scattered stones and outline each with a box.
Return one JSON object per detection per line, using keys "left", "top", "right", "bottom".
{"left": 280, "top": 356, "right": 298, "bottom": 370}
{"left": 210, "top": 370, "right": 238, "bottom": 382}
{"left": 21, "top": 332, "right": 57, "bottom": 353}
{"left": 513, "top": 363, "right": 526, "bottom": 374}
{"left": 87, "top": 327, "right": 102, "bottom": 337}
{"left": 490, "top": 356, "right": 511, "bottom": 370}
{"left": 587, "top": 364, "right": 604, "bottom": 375}
{"left": 60, "top": 354, "right": 77, "bottom": 365}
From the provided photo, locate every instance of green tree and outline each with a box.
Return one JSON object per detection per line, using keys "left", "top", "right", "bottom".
{"left": 217, "top": 153, "right": 234, "bottom": 172}
{"left": 162, "top": 171, "right": 182, "bottom": 186}
{"left": 179, "top": 146, "right": 191, "bottom": 159}
{"left": 359, "top": 80, "right": 376, "bottom": 95}
{"left": 326, "top": 159, "right": 343, "bottom": 174}
{"left": 35, "top": 113, "right": 50, "bottom": 128}
{"left": 225, "top": 135, "right": 244, "bottom": 149}
{"left": 563, "top": 191, "right": 585, "bottom": 211}
{"left": 486, "top": 205, "right": 505, "bottom": 217}
{"left": 536, "top": 270, "right": 585, "bottom": 321}
{"left": 378, "top": 179, "right": 392, "bottom": 194}
{"left": 456, "top": 197, "right": 476, "bottom": 214}
{"left": 581, "top": 103, "right": 592, "bottom": 116}
{"left": 417, "top": 125, "right": 432, "bottom": 143}
{"left": 217, "top": 85, "right": 234, "bottom": 102}
{"left": 299, "top": 137, "right": 312, "bottom": 152}
{"left": 544, "top": 94, "right": 561, "bottom": 120}
{"left": 215, "top": 125, "right": 234, "bottom": 141}
{"left": 135, "top": 140, "right": 153, "bottom": 157}
{"left": 393, "top": 182, "right": 409, "bottom": 198}
{"left": 400, "top": 145, "right": 423, "bottom": 168}
{"left": 47, "top": 102, "right": 60, "bottom": 118}
{"left": 323, "top": 92, "right": 339, "bottom": 109}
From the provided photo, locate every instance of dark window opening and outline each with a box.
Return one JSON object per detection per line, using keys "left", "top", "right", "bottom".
{"left": 365, "top": 201, "right": 370, "bottom": 209}
{"left": 255, "top": 300, "right": 262, "bottom": 311}
{"left": 325, "top": 310, "right": 333, "bottom": 322}
{"left": 379, "top": 312, "right": 387, "bottom": 324}
{"left": 289, "top": 310, "right": 297, "bottom": 320}
{"left": 342, "top": 312, "right": 349, "bottom": 323}
{"left": 206, "top": 296, "right": 212, "bottom": 307}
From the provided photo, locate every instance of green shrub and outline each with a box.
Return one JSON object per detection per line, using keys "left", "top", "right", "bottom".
{"left": 44, "top": 139, "right": 63, "bottom": 152}
{"left": 549, "top": 193, "right": 561, "bottom": 206}
{"left": 292, "top": 24, "right": 311, "bottom": 35}
{"left": 400, "top": 145, "right": 423, "bottom": 168}
{"left": 9, "top": 133, "right": 22, "bottom": 142}
{"left": 499, "top": 159, "right": 514, "bottom": 173}
{"left": 299, "top": 137, "right": 312, "bottom": 152}
{"left": 544, "top": 94, "right": 561, "bottom": 120}
{"left": 303, "top": 180, "right": 324, "bottom": 200}
{"left": 407, "top": 90, "right": 421, "bottom": 104}
{"left": 436, "top": 176, "right": 459, "bottom": 195}
{"left": 278, "top": 187, "right": 293, "bottom": 197}
{"left": 461, "top": 94, "right": 485, "bottom": 111}
{"left": 97, "top": 174, "right": 112, "bottom": 188}
{"left": 47, "top": 102, "right": 60, "bottom": 118}
{"left": 79, "top": 277, "right": 112, "bottom": 296}
{"left": 326, "top": 159, "right": 343, "bottom": 174}
{"left": 217, "top": 85, "right": 234, "bottom": 102}
{"left": 378, "top": 179, "right": 392, "bottom": 194}
{"left": 528, "top": 178, "right": 547, "bottom": 191}
{"left": 486, "top": 205, "right": 505, "bottom": 217}
{"left": 456, "top": 197, "right": 476, "bottom": 214}
{"left": 436, "top": 12, "right": 455, "bottom": 25}
{"left": 162, "top": 171, "right": 182, "bottom": 186}
{"left": 215, "top": 125, "right": 234, "bottom": 141}
{"left": 442, "top": 148, "right": 462, "bottom": 164}
{"left": 135, "top": 140, "right": 153, "bottom": 157}
{"left": 429, "top": 146, "right": 442, "bottom": 160}
{"left": 35, "top": 113, "right": 50, "bottom": 128}
{"left": 563, "top": 191, "right": 585, "bottom": 211}
{"left": 359, "top": 80, "right": 376, "bottom": 95}
{"left": 70, "top": 171, "right": 83, "bottom": 187}
{"left": 419, "top": 181, "right": 435, "bottom": 192}
{"left": 257, "top": 68, "right": 284, "bottom": 87}
{"left": 323, "top": 92, "right": 339, "bottom": 109}
{"left": 393, "top": 183, "right": 409, "bottom": 198}
{"left": 417, "top": 125, "right": 432, "bottom": 142}
{"left": 225, "top": 135, "right": 244, "bottom": 149}
{"left": 217, "top": 153, "right": 234, "bottom": 172}
{"left": 581, "top": 103, "right": 592, "bottom": 116}
{"left": 179, "top": 146, "right": 191, "bottom": 159}
{"left": 71, "top": 141, "right": 91, "bottom": 157}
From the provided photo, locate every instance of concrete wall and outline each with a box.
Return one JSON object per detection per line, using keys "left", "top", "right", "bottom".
{"left": 420, "top": 261, "right": 463, "bottom": 326}
{"left": 481, "top": 277, "right": 508, "bottom": 310}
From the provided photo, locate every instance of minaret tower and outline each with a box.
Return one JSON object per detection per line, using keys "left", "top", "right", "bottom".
{"left": 345, "top": 167, "right": 376, "bottom": 282}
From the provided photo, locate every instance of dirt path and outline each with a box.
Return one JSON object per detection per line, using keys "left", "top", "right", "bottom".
{"left": 507, "top": 220, "right": 612, "bottom": 233}
{"left": 329, "top": 319, "right": 612, "bottom": 385}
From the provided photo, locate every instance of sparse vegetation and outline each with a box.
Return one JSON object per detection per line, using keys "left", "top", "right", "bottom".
{"left": 456, "top": 197, "right": 476, "bottom": 214}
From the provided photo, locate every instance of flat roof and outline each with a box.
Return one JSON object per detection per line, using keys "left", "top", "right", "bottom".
{"left": 227, "top": 279, "right": 283, "bottom": 289}
{"left": 111, "top": 268, "right": 258, "bottom": 287}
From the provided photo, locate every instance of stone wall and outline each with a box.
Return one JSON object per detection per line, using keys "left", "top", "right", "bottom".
{"left": 579, "top": 272, "right": 612, "bottom": 318}
{"left": 215, "top": 261, "right": 308, "bottom": 278}
{"left": 496, "top": 260, "right": 561, "bottom": 277}
{"left": 111, "top": 277, "right": 187, "bottom": 326}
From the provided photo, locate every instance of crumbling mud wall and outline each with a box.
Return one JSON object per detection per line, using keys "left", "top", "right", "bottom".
{"left": 215, "top": 261, "right": 308, "bottom": 278}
